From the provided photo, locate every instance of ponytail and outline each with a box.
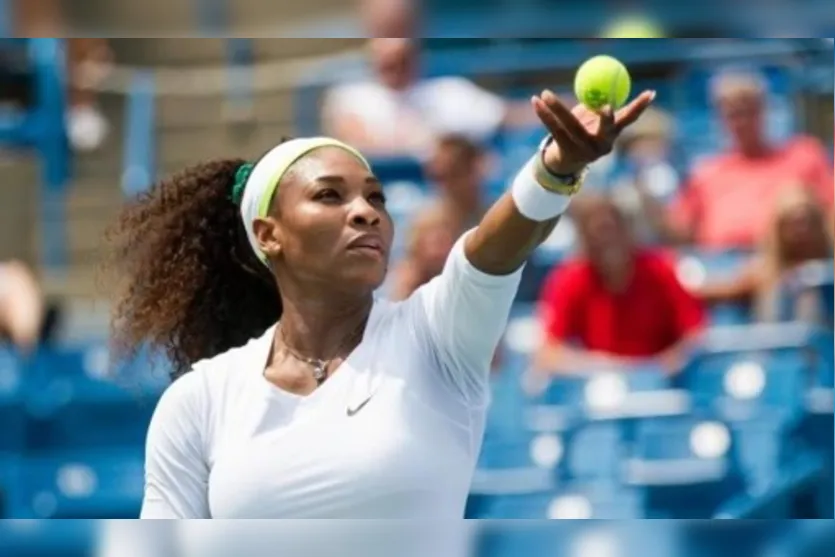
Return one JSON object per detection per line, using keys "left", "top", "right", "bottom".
{"left": 105, "top": 158, "right": 281, "bottom": 379}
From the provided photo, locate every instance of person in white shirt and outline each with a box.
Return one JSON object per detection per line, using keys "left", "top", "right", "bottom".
{"left": 322, "top": 38, "right": 531, "bottom": 158}
{"left": 106, "top": 86, "right": 654, "bottom": 519}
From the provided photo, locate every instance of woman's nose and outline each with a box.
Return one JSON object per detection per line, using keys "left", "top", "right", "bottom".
{"left": 348, "top": 197, "right": 381, "bottom": 227}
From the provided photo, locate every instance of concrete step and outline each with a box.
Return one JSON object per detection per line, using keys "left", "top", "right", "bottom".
{"left": 250, "top": 38, "right": 362, "bottom": 60}
{"left": 157, "top": 121, "right": 292, "bottom": 168}
{"left": 156, "top": 88, "right": 297, "bottom": 130}
{"left": 107, "top": 36, "right": 357, "bottom": 68}
{"left": 0, "top": 154, "right": 39, "bottom": 264}
{"left": 230, "top": 1, "right": 351, "bottom": 30}
{"left": 71, "top": 0, "right": 199, "bottom": 36}
{"left": 111, "top": 39, "right": 229, "bottom": 68}
{"left": 75, "top": 0, "right": 352, "bottom": 37}
{"left": 40, "top": 262, "right": 106, "bottom": 301}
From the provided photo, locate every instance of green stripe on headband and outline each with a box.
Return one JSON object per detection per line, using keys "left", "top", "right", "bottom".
{"left": 256, "top": 140, "right": 372, "bottom": 220}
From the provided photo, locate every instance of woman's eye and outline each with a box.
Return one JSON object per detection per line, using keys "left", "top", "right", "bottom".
{"left": 369, "top": 191, "right": 387, "bottom": 204}
{"left": 314, "top": 189, "right": 340, "bottom": 201}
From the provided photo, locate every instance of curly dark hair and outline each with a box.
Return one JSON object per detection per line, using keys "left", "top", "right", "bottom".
{"left": 105, "top": 157, "right": 281, "bottom": 379}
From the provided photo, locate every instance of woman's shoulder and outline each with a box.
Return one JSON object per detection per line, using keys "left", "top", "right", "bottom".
{"left": 165, "top": 326, "right": 275, "bottom": 404}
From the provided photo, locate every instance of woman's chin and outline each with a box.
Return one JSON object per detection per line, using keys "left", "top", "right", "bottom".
{"left": 337, "top": 265, "right": 388, "bottom": 293}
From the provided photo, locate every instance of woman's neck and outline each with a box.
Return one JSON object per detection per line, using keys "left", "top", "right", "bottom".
{"left": 276, "top": 292, "right": 373, "bottom": 359}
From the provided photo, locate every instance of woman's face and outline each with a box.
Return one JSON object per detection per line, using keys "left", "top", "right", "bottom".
{"left": 255, "top": 148, "right": 394, "bottom": 292}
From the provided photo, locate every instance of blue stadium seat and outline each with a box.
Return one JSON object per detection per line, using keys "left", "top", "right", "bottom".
{"left": 0, "top": 349, "right": 24, "bottom": 518}
{"left": 564, "top": 422, "right": 623, "bottom": 480}
{"left": 625, "top": 415, "right": 746, "bottom": 518}
{"left": 23, "top": 345, "right": 159, "bottom": 451}
{"left": 479, "top": 521, "right": 677, "bottom": 557}
{"left": 731, "top": 415, "right": 795, "bottom": 492}
{"left": 477, "top": 481, "right": 644, "bottom": 519}
{"left": 0, "top": 520, "right": 93, "bottom": 557}
{"left": 781, "top": 259, "right": 835, "bottom": 327}
{"left": 531, "top": 368, "right": 670, "bottom": 409}
{"left": 683, "top": 334, "right": 811, "bottom": 421}
{"left": 0, "top": 349, "right": 24, "bottom": 454}
{"left": 12, "top": 448, "right": 144, "bottom": 518}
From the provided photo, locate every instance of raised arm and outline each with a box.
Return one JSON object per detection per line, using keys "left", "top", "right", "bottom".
{"left": 465, "top": 89, "right": 655, "bottom": 274}
{"left": 408, "top": 89, "right": 654, "bottom": 405}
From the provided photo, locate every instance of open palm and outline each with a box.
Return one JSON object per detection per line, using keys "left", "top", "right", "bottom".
{"left": 532, "top": 89, "right": 656, "bottom": 175}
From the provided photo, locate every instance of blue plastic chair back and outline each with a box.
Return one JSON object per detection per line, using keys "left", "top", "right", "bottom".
{"left": 731, "top": 415, "right": 791, "bottom": 491}
{"left": 686, "top": 348, "right": 808, "bottom": 418}
{"left": 566, "top": 422, "right": 623, "bottom": 480}
{"left": 481, "top": 482, "right": 643, "bottom": 519}
{"left": 0, "top": 520, "right": 94, "bottom": 556}
{"left": 24, "top": 346, "right": 158, "bottom": 451}
{"left": 0, "top": 349, "right": 23, "bottom": 454}
{"left": 15, "top": 449, "right": 144, "bottom": 518}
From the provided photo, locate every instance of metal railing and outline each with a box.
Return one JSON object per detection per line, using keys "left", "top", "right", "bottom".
{"left": 0, "top": 38, "right": 70, "bottom": 272}
{"left": 121, "top": 71, "right": 156, "bottom": 198}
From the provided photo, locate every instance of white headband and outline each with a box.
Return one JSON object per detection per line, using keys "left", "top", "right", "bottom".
{"left": 238, "top": 137, "right": 371, "bottom": 265}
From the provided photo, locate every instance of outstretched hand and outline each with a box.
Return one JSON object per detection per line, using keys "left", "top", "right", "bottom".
{"left": 532, "top": 89, "right": 656, "bottom": 175}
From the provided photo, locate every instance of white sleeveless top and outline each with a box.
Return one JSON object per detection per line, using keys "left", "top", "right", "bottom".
{"left": 140, "top": 232, "right": 523, "bottom": 519}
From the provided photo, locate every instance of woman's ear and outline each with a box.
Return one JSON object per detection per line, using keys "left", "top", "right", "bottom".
{"left": 252, "top": 216, "right": 282, "bottom": 259}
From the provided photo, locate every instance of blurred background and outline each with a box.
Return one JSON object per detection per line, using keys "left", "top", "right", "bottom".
{"left": 0, "top": 0, "right": 833, "bottom": 532}
{"left": 3, "top": 520, "right": 835, "bottom": 557}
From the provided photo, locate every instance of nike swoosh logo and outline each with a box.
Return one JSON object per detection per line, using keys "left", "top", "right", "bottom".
{"left": 347, "top": 395, "right": 373, "bottom": 416}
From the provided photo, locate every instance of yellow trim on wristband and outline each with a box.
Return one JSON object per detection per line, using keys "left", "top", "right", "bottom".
{"left": 532, "top": 155, "right": 586, "bottom": 196}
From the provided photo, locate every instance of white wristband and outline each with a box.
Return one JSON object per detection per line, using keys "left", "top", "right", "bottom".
{"left": 511, "top": 157, "right": 573, "bottom": 221}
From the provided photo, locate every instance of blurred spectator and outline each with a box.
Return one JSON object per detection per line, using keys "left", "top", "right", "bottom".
{"left": 321, "top": 38, "right": 532, "bottom": 158}
{"left": 534, "top": 194, "right": 706, "bottom": 374}
{"left": 0, "top": 260, "right": 44, "bottom": 354}
{"left": 389, "top": 204, "right": 457, "bottom": 301}
{"left": 388, "top": 203, "right": 503, "bottom": 371}
{"left": 595, "top": 106, "right": 681, "bottom": 244}
{"left": 14, "top": 0, "right": 112, "bottom": 152}
{"left": 695, "top": 186, "right": 833, "bottom": 324}
{"left": 424, "top": 134, "right": 488, "bottom": 234}
{"left": 361, "top": 0, "right": 418, "bottom": 37}
{"left": 645, "top": 70, "right": 833, "bottom": 250}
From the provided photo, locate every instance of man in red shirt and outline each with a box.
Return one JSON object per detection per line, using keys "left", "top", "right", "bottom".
{"left": 535, "top": 194, "right": 706, "bottom": 374}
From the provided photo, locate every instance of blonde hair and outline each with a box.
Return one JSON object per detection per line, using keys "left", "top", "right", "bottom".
{"left": 754, "top": 185, "right": 833, "bottom": 320}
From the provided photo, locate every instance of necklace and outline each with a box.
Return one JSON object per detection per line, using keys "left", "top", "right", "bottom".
{"left": 277, "top": 319, "right": 367, "bottom": 385}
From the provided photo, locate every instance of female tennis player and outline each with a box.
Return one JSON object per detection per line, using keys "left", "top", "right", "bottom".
{"left": 109, "top": 88, "right": 654, "bottom": 519}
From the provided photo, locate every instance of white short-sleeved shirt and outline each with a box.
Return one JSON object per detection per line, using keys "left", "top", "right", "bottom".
{"left": 322, "top": 77, "right": 507, "bottom": 157}
{"left": 141, "top": 232, "right": 522, "bottom": 519}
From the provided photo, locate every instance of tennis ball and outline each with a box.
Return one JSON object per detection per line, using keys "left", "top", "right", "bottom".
{"left": 574, "top": 55, "right": 631, "bottom": 111}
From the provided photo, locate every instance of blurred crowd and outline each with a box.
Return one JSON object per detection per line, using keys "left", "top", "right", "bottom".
{"left": 2, "top": 1, "right": 833, "bottom": 372}
{"left": 11, "top": 0, "right": 111, "bottom": 152}
{"left": 320, "top": 32, "right": 834, "bottom": 381}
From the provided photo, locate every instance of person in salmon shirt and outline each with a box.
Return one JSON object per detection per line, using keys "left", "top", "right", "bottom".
{"left": 645, "top": 70, "right": 833, "bottom": 251}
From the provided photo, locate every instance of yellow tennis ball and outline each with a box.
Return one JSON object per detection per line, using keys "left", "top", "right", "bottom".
{"left": 574, "top": 55, "right": 631, "bottom": 111}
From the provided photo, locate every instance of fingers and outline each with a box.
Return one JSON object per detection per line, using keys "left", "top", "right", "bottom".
{"left": 540, "top": 90, "right": 597, "bottom": 151}
{"left": 531, "top": 96, "right": 584, "bottom": 155}
{"left": 597, "top": 105, "right": 617, "bottom": 151}
{"left": 614, "top": 90, "right": 656, "bottom": 133}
